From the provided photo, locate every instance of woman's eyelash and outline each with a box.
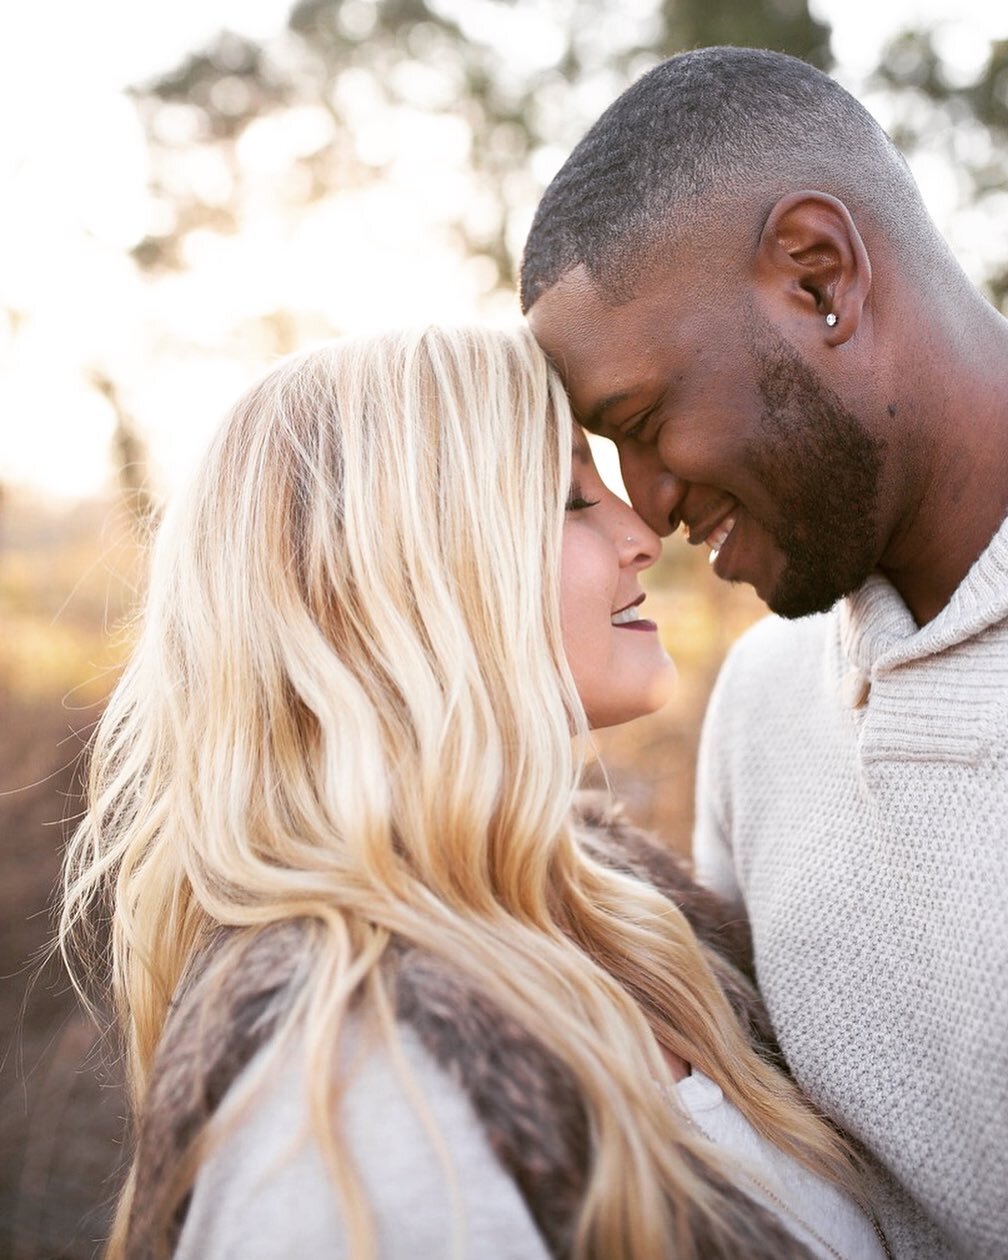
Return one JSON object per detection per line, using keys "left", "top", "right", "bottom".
{"left": 565, "top": 490, "right": 601, "bottom": 511}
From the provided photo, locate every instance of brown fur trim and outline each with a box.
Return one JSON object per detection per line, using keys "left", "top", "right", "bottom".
{"left": 392, "top": 942, "right": 589, "bottom": 1258}
{"left": 573, "top": 792, "right": 785, "bottom": 1070}
{"left": 574, "top": 792, "right": 755, "bottom": 974}
{"left": 390, "top": 941, "right": 808, "bottom": 1260}
{"left": 125, "top": 923, "right": 306, "bottom": 1259}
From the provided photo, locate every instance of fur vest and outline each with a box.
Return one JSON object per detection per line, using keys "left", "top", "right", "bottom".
{"left": 125, "top": 797, "right": 816, "bottom": 1260}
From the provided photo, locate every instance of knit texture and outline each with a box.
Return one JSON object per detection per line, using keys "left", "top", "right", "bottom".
{"left": 694, "top": 517, "right": 1008, "bottom": 1259}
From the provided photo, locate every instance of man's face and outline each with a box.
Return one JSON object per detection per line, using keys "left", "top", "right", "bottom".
{"left": 528, "top": 264, "right": 886, "bottom": 618}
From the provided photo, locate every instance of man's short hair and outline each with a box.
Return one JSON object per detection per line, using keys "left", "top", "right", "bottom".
{"left": 520, "top": 46, "right": 932, "bottom": 310}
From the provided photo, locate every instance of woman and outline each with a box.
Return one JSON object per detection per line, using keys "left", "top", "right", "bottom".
{"left": 61, "top": 326, "right": 887, "bottom": 1260}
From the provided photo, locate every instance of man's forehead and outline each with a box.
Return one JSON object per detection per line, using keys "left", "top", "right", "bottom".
{"left": 527, "top": 266, "right": 609, "bottom": 348}
{"left": 528, "top": 266, "right": 666, "bottom": 417}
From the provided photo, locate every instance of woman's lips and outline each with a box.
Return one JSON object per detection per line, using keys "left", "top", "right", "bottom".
{"left": 614, "top": 618, "right": 658, "bottom": 631}
{"left": 610, "top": 594, "right": 657, "bottom": 631}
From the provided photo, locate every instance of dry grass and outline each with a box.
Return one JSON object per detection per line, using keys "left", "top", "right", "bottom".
{"left": 0, "top": 689, "right": 127, "bottom": 1260}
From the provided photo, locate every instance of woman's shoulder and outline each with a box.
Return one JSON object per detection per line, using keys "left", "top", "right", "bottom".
{"left": 572, "top": 792, "right": 782, "bottom": 1066}
{"left": 135, "top": 923, "right": 579, "bottom": 1258}
{"left": 174, "top": 1017, "right": 552, "bottom": 1260}
{"left": 573, "top": 792, "right": 754, "bottom": 970}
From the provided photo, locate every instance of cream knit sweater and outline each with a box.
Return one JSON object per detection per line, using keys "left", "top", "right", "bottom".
{"left": 694, "top": 516, "right": 1008, "bottom": 1259}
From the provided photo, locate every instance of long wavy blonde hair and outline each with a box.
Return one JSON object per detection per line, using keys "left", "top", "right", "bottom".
{"left": 62, "top": 325, "right": 861, "bottom": 1258}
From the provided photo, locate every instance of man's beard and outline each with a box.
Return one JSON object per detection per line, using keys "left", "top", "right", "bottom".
{"left": 748, "top": 322, "right": 886, "bottom": 619}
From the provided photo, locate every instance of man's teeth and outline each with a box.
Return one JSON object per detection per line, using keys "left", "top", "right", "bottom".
{"left": 611, "top": 606, "right": 641, "bottom": 625}
{"left": 706, "top": 514, "right": 737, "bottom": 564}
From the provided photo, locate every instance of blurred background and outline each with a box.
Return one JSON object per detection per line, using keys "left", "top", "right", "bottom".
{"left": 2, "top": 0, "right": 1006, "bottom": 1253}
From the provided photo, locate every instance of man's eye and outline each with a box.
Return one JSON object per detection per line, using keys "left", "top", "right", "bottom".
{"left": 624, "top": 409, "right": 654, "bottom": 440}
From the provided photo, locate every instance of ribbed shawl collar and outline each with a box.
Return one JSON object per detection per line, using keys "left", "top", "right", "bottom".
{"left": 839, "top": 512, "right": 1008, "bottom": 674}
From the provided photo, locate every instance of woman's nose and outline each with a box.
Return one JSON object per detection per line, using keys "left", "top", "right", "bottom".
{"left": 618, "top": 509, "right": 662, "bottom": 567}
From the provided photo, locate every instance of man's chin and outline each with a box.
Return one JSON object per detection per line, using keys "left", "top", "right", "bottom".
{"left": 765, "top": 572, "right": 850, "bottom": 620}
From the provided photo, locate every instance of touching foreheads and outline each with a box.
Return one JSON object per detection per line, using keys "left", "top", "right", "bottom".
{"left": 520, "top": 46, "right": 934, "bottom": 311}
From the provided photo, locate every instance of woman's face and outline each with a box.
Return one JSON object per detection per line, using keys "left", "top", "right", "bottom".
{"left": 562, "top": 429, "right": 675, "bottom": 728}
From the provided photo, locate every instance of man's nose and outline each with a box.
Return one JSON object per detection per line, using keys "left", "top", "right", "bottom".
{"left": 619, "top": 446, "right": 687, "bottom": 537}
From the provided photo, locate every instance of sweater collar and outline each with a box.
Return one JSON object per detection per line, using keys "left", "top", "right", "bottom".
{"left": 840, "top": 512, "right": 1008, "bottom": 673}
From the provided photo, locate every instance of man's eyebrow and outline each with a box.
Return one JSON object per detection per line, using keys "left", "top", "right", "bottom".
{"left": 583, "top": 390, "right": 634, "bottom": 430}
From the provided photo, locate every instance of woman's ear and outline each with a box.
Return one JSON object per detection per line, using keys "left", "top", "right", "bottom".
{"left": 755, "top": 191, "right": 871, "bottom": 346}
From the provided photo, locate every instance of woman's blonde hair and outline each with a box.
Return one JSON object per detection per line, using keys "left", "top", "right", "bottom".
{"left": 62, "top": 325, "right": 860, "bottom": 1258}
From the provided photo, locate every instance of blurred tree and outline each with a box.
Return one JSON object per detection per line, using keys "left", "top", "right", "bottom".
{"left": 127, "top": 0, "right": 831, "bottom": 292}
{"left": 871, "top": 28, "right": 1008, "bottom": 310}
{"left": 90, "top": 373, "right": 155, "bottom": 526}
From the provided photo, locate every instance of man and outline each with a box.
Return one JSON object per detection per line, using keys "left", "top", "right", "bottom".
{"left": 521, "top": 46, "right": 1008, "bottom": 1259}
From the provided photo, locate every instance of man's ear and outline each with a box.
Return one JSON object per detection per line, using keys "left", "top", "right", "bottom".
{"left": 755, "top": 192, "right": 871, "bottom": 346}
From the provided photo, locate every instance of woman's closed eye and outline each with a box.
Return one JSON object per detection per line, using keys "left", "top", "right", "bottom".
{"left": 565, "top": 483, "right": 601, "bottom": 512}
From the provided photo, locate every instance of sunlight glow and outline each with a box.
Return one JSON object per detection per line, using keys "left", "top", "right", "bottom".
{"left": 1, "top": 0, "right": 1005, "bottom": 501}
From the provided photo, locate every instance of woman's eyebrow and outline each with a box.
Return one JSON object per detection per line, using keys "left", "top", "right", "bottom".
{"left": 572, "top": 432, "right": 593, "bottom": 463}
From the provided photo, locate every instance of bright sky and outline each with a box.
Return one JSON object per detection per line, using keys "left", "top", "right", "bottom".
{"left": 1, "top": 0, "right": 1006, "bottom": 501}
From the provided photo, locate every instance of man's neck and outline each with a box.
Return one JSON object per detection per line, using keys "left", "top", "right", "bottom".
{"left": 877, "top": 296, "right": 1008, "bottom": 626}
{"left": 879, "top": 513, "right": 1006, "bottom": 626}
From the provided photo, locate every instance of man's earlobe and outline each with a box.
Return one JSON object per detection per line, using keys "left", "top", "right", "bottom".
{"left": 756, "top": 191, "right": 871, "bottom": 345}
